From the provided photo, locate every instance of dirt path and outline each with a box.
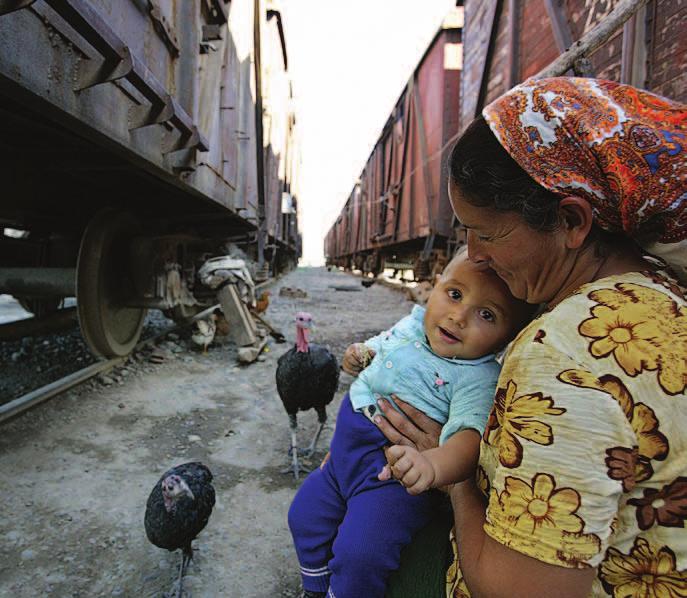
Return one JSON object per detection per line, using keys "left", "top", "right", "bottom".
{"left": 0, "top": 267, "right": 412, "bottom": 598}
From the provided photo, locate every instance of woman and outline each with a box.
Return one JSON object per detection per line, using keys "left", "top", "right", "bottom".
{"left": 376, "top": 77, "right": 686, "bottom": 597}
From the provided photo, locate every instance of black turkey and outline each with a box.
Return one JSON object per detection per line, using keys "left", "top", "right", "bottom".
{"left": 144, "top": 462, "right": 215, "bottom": 597}
{"left": 276, "top": 311, "right": 339, "bottom": 479}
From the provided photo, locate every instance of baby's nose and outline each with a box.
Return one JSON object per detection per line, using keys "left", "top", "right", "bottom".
{"left": 449, "top": 305, "right": 468, "bottom": 326}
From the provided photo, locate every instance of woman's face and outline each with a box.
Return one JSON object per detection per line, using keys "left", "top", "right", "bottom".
{"left": 449, "top": 180, "right": 568, "bottom": 304}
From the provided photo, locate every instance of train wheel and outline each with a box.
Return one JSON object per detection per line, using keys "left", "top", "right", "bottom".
{"left": 76, "top": 209, "right": 147, "bottom": 358}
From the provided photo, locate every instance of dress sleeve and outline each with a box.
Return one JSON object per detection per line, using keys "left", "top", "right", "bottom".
{"left": 440, "top": 360, "right": 501, "bottom": 445}
{"left": 481, "top": 342, "right": 637, "bottom": 569}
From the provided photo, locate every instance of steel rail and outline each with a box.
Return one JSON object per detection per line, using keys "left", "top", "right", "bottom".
{"left": 0, "top": 278, "right": 278, "bottom": 424}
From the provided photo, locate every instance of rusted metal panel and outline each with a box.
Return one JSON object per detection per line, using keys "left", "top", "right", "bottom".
{"left": 466, "top": 0, "right": 686, "bottom": 106}
{"left": 646, "top": 0, "right": 687, "bottom": 100}
{"left": 0, "top": 0, "right": 299, "bottom": 258}
{"left": 518, "top": 0, "right": 560, "bottom": 79}
{"left": 460, "top": 0, "right": 500, "bottom": 130}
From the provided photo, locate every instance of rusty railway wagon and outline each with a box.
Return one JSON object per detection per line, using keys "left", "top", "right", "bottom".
{"left": 325, "top": 0, "right": 686, "bottom": 281}
{"left": 0, "top": 0, "right": 300, "bottom": 358}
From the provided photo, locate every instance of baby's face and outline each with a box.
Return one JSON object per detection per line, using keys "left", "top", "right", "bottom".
{"left": 424, "top": 254, "right": 519, "bottom": 359}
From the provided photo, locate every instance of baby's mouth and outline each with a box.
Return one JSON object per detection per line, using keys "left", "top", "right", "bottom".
{"left": 438, "top": 326, "right": 461, "bottom": 344}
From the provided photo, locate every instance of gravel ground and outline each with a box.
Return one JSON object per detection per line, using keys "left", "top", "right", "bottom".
{"left": 0, "top": 298, "right": 173, "bottom": 404}
{"left": 0, "top": 267, "right": 412, "bottom": 597}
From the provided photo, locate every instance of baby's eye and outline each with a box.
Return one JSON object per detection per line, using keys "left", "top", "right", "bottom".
{"left": 447, "top": 289, "right": 462, "bottom": 301}
{"left": 479, "top": 309, "right": 495, "bottom": 322}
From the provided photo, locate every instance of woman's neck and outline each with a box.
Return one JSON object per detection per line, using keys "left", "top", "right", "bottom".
{"left": 548, "top": 244, "right": 650, "bottom": 309}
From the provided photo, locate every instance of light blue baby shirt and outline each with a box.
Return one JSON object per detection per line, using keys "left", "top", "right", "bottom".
{"left": 349, "top": 305, "right": 500, "bottom": 445}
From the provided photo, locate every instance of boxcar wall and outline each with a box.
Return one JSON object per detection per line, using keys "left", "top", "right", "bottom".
{"left": 460, "top": 0, "right": 686, "bottom": 133}
{"left": 325, "top": 7, "right": 464, "bottom": 280}
{"left": 325, "top": 0, "right": 686, "bottom": 281}
{"left": 0, "top": 0, "right": 300, "bottom": 268}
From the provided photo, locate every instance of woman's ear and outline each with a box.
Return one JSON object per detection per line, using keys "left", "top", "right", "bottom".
{"left": 558, "top": 196, "right": 594, "bottom": 249}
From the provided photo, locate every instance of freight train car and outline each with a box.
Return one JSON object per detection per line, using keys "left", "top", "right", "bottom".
{"left": 325, "top": 0, "right": 687, "bottom": 280}
{"left": 325, "top": 7, "right": 464, "bottom": 281}
{"left": 0, "top": 0, "right": 300, "bottom": 357}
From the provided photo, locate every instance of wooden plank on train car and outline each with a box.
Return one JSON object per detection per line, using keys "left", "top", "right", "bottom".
{"left": 460, "top": 0, "right": 503, "bottom": 130}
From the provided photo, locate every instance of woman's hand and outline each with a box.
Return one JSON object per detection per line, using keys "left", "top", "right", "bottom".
{"left": 379, "top": 445, "right": 436, "bottom": 495}
{"left": 342, "top": 343, "right": 375, "bottom": 376}
{"left": 373, "top": 395, "right": 441, "bottom": 451}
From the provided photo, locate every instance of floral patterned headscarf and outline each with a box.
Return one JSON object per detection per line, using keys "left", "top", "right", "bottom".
{"left": 482, "top": 77, "right": 687, "bottom": 244}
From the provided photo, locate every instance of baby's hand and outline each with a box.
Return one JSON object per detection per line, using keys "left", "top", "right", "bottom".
{"left": 378, "top": 445, "right": 436, "bottom": 495}
{"left": 342, "top": 343, "right": 375, "bottom": 376}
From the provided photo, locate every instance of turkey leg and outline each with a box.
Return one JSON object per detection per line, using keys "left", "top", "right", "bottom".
{"left": 174, "top": 547, "right": 192, "bottom": 598}
{"left": 302, "top": 408, "right": 327, "bottom": 458}
{"left": 279, "top": 414, "right": 301, "bottom": 480}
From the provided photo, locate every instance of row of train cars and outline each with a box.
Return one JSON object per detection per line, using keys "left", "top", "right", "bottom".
{"left": 324, "top": 0, "right": 687, "bottom": 280}
{"left": 0, "top": 0, "right": 300, "bottom": 358}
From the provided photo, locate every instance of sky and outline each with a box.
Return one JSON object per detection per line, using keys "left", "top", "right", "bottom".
{"left": 280, "top": 0, "right": 457, "bottom": 266}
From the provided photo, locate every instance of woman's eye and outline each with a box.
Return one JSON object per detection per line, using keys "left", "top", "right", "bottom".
{"left": 479, "top": 309, "right": 495, "bottom": 322}
{"left": 448, "top": 289, "right": 462, "bottom": 301}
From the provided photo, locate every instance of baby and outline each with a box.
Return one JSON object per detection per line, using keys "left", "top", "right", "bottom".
{"left": 288, "top": 251, "right": 532, "bottom": 598}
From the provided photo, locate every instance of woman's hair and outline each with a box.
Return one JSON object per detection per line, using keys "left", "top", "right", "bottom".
{"left": 449, "top": 116, "right": 561, "bottom": 231}
{"left": 449, "top": 115, "right": 628, "bottom": 254}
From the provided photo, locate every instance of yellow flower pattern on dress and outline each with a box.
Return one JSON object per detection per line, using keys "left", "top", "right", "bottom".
{"left": 484, "top": 379, "right": 566, "bottom": 468}
{"left": 579, "top": 283, "right": 687, "bottom": 395}
{"left": 558, "top": 370, "right": 669, "bottom": 488}
{"left": 446, "top": 272, "right": 686, "bottom": 598}
{"left": 599, "top": 537, "right": 687, "bottom": 597}
{"left": 446, "top": 530, "right": 470, "bottom": 598}
{"left": 475, "top": 465, "right": 490, "bottom": 497}
{"left": 490, "top": 472, "right": 600, "bottom": 566}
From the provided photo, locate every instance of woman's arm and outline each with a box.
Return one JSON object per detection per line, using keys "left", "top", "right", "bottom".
{"left": 451, "top": 480, "right": 596, "bottom": 598}
{"left": 373, "top": 396, "right": 442, "bottom": 451}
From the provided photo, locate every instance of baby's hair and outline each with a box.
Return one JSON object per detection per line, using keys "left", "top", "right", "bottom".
{"left": 439, "top": 245, "right": 469, "bottom": 278}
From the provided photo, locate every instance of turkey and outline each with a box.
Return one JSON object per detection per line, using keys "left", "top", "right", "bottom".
{"left": 144, "top": 462, "right": 216, "bottom": 598}
{"left": 276, "top": 312, "right": 339, "bottom": 479}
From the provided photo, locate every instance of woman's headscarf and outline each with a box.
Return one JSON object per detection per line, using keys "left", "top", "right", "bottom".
{"left": 482, "top": 77, "right": 686, "bottom": 245}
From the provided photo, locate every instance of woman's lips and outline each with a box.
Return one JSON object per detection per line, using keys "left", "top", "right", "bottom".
{"left": 438, "top": 326, "right": 461, "bottom": 344}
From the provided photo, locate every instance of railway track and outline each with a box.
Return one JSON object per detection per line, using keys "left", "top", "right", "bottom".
{"left": 0, "top": 279, "right": 278, "bottom": 424}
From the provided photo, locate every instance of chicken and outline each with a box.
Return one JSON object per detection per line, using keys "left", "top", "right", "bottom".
{"left": 213, "top": 308, "right": 231, "bottom": 337}
{"left": 276, "top": 312, "right": 339, "bottom": 479}
{"left": 254, "top": 290, "right": 271, "bottom": 314}
{"left": 191, "top": 313, "right": 217, "bottom": 354}
{"left": 144, "top": 462, "right": 215, "bottom": 598}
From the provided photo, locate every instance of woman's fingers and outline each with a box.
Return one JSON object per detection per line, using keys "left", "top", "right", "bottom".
{"left": 376, "top": 397, "right": 431, "bottom": 449}
{"left": 373, "top": 412, "right": 414, "bottom": 447}
{"left": 392, "top": 395, "right": 443, "bottom": 436}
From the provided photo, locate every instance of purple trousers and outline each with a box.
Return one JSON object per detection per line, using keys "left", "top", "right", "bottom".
{"left": 288, "top": 394, "right": 436, "bottom": 598}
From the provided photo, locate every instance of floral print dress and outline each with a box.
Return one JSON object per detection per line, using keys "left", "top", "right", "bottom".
{"left": 447, "top": 270, "right": 687, "bottom": 597}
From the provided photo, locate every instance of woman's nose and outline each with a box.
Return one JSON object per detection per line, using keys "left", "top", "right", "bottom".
{"left": 466, "top": 231, "right": 488, "bottom": 263}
